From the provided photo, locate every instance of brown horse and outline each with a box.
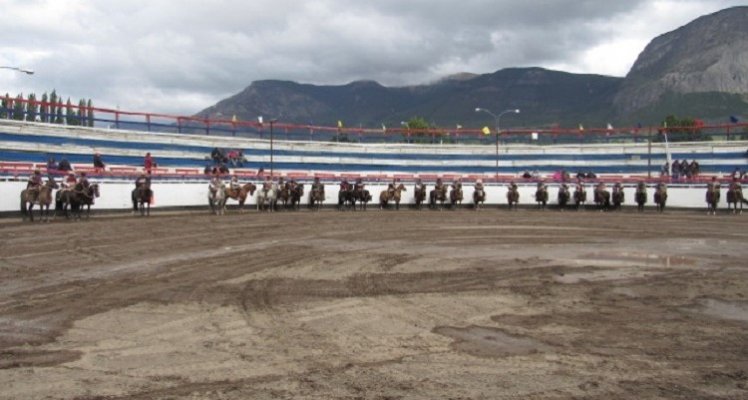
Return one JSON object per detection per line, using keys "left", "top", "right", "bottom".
{"left": 309, "top": 183, "right": 325, "bottom": 211}
{"left": 705, "top": 183, "right": 720, "bottom": 215}
{"left": 413, "top": 182, "right": 427, "bottom": 210}
{"left": 224, "top": 182, "right": 257, "bottom": 212}
{"left": 726, "top": 182, "right": 744, "bottom": 214}
{"left": 132, "top": 182, "right": 152, "bottom": 217}
{"left": 654, "top": 183, "right": 667, "bottom": 213}
{"left": 635, "top": 182, "right": 647, "bottom": 212}
{"left": 21, "top": 179, "right": 58, "bottom": 222}
{"left": 57, "top": 182, "right": 100, "bottom": 219}
{"left": 380, "top": 183, "right": 407, "bottom": 210}
{"left": 429, "top": 184, "right": 448, "bottom": 210}
{"left": 573, "top": 184, "right": 587, "bottom": 211}
{"left": 535, "top": 183, "right": 549, "bottom": 210}
{"left": 557, "top": 184, "right": 570, "bottom": 210}
{"left": 289, "top": 183, "right": 304, "bottom": 211}
{"left": 449, "top": 182, "right": 463, "bottom": 209}
{"left": 506, "top": 184, "right": 519, "bottom": 210}
{"left": 277, "top": 183, "right": 291, "bottom": 209}
{"left": 611, "top": 183, "right": 625, "bottom": 211}
{"left": 593, "top": 184, "right": 610, "bottom": 211}
{"left": 472, "top": 184, "right": 486, "bottom": 210}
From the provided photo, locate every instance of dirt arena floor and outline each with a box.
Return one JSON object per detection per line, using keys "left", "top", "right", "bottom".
{"left": 1, "top": 207, "right": 747, "bottom": 399}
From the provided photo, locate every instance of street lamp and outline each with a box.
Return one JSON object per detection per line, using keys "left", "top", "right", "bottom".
{"left": 0, "top": 66, "right": 34, "bottom": 75}
{"left": 269, "top": 118, "right": 278, "bottom": 178}
{"left": 475, "top": 107, "right": 520, "bottom": 181}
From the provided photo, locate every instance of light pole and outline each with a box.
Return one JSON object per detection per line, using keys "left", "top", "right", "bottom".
{"left": 0, "top": 66, "right": 34, "bottom": 75}
{"left": 475, "top": 108, "right": 520, "bottom": 181}
{"left": 269, "top": 118, "right": 277, "bottom": 178}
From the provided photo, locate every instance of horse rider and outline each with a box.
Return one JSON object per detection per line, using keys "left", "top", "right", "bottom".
{"left": 277, "top": 176, "right": 285, "bottom": 190}
{"left": 414, "top": 178, "right": 425, "bottom": 192}
{"left": 209, "top": 173, "right": 224, "bottom": 193}
{"left": 228, "top": 175, "right": 241, "bottom": 192}
{"left": 507, "top": 180, "right": 517, "bottom": 191}
{"left": 731, "top": 176, "right": 743, "bottom": 192}
{"left": 59, "top": 172, "right": 77, "bottom": 193}
{"left": 596, "top": 182, "right": 606, "bottom": 192}
{"left": 312, "top": 177, "right": 324, "bottom": 193}
{"left": 262, "top": 176, "right": 272, "bottom": 192}
{"left": 537, "top": 181, "right": 546, "bottom": 190}
{"left": 613, "top": 182, "right": 623, "bottom": 195}
{"left": 435, "top": 178, "right": 445, "bottom": 192}
{"left": 354, "top": 178, "right": 365, "bottom": 192}
{"left": 77, "top": 171, "right": 90, "bottom": 190}
{"left": 475, "top": 179, "right": 484, "bottom": 193}
{"left": 339, "top": 178, "right": 350, "bottom": 192}
{"left": 26, "top": 169, "right": 44, "bottom": 198}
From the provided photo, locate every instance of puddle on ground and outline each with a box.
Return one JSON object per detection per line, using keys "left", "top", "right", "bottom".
{"left": 687, "top": 299, "right": 748, "bottom": 323}
{"left": 433, "top": 325, "right": 549, "bottom": 358}
{"left": 578, "top": 252, "right": 696, "bottom": 268}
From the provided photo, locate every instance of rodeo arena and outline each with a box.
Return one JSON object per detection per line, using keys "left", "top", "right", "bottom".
{"left": 2, "top": 101, "right": 748, "bottom": 399}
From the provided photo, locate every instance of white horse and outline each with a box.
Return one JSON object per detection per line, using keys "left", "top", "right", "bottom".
{"left": 257, "top": 182, "right": 278, "bottom": 212}
{"left": 208, "top": 182, "right": 226, "bottom": 215}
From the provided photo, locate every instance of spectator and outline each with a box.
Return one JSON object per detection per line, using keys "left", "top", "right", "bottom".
{"left": 218, "top": 163, "right": 229, "bottom": 174}
{"left": 661, "top": 161, "right": 670, "bottom": 177}
{"left": 93, "top": 152, "right": 105, "bottom": 173}
{"left": 732, "top": 167, "right": 741, "bottom": 180}
{"left": 585, "top": 172, "right": 597, "bottom": 179}
{"left": 204, "top": 164, "right": 213, "bottom": 175}
{"left": 144, "top": 152, "right": 154, "bottom": 173}
{"left": 522, "top": 171, "right": 532, "bottom": 179}
{"left": 46, "top": 157, "right": 58, "bottom": 174}
{"left": 58, "top": 158, "right": 72, "bottom": 172}
{"left": 671, "top": 160, "right": 680, "bottom": 180}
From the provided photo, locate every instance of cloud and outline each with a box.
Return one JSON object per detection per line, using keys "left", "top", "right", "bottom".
{"left": 0, "top": 0, "right": 745, "bottom": 115}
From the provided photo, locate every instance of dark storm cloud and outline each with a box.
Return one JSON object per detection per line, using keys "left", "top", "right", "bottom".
{"left": 0, "top": 0, "right": 744, "bottom": 114}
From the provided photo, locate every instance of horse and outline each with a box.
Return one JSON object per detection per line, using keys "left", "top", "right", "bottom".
{"left": 57, "top": 182, "right": 100, "bottom": 220}
{"left": 506, "top": 185, "right": 519, "bottom": 210}
{"left": 380, "top": 183, "right": 407, "bottom": 210}
{"left": 535, "top": 184, "right": 549, "bottom": 210}
{"left": 726, "top": 182, "right": 744, "bottom": 214}
{"left": 21, "top": 179, "right": 58, "bottom": 222}
{"left": 557, "top": 184, "right": 570, "bottom": 210}
{"left": 593, "top": 184, "right": 611, "bottom": 211}
{"left": 654, "top": 183, "right": 668, "bottom": 213}
{"left": 224, "top": 183, "right": 257, "bottom": 212}
{"left": 449, "top": 182, "right": 463, "bottom": 209}
{"left": 353, "top": 186, "right": 372, "bottom": 211}
{"left": 573, "top": 184, "right": 587, "bottom": 210}
{"left": 309, "top": 184, "right": 325, "bottom": 211}
{"left": 208, "top": 182, "right": 227, "bottom": 215}
{"left": 706, "top": 183, "right": 721, "bottom": 215}
{"left": 473, "top": 185, "right": 486, "bottom": 210}
{"left": 635, "top": 182, "right": 648, "bottom": 212}
{"left": 338, "top": 184, "right": 355, "bottom": 211}
{"left": 289, "top": 183, "right": 304, "bottom": 210}
{"left": 414, "top": 182, "right": 427, "bottom": 210}
{"left": 257, "top": 182, "right": 278, "bottom": 212}
{"left": 611, "top": 184, "right": 625, "bottom": 211}
{"left": 429, "top": 184, "right": 448, "bottom": 210}
{"left": 132, "top": 182, "right": 152, "bottom": 216}
{"left": 277, "top": 183, "right": 291, "bottom": 209}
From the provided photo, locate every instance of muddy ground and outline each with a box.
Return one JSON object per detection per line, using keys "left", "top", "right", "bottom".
{"left": 1, "top": 207, "right": 747, "bottom": 399}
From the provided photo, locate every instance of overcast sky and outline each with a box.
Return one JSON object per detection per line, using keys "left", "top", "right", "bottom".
{"left": 1, "top": 0, "right": 744, "bottom": 116}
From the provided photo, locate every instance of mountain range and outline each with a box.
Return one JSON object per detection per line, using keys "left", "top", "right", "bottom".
{"left": 196, "top": 6, "right": 748, "bottom": 129}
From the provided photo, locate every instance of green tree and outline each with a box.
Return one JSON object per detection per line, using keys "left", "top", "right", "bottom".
{"left": 656, "top": 114, "right": 708, "bottom": 142}
{"left": 87, "top": 99, "right": 94, "bottom": 127}
{"left": 27, "top": 93, "right": 37, "bottom": 122}
{"left": 55, "top": 99, "right": 63, "bottom": 124}
{"left": 40, "top": 92, "right": 49, "bottom": 122}
{"left": 401, "top": 116, "right": 438, "bottom": 143}
{"left": 1, "top": 93, "right": 8, "bottom": 119}
{"left": 13, "top": 94, "right": 24, "bottom": 120}
{"left": 49, "top": 90, "right": 57, "bottom": 121}
{"left": 77, "top": 99, "right": 86, "bottom": 126}
{"left": 65, "top": 98, "right": 74, "bottom": 125}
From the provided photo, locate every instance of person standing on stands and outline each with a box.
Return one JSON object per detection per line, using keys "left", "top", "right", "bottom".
{"left": 144, "top": 152, "right": 154, "bottom": 174}
{"left": 58, "top": 157, "right": 72, "bottom": 172}
{"left": 93, "top": 152, "right": 105, "bottom": 173}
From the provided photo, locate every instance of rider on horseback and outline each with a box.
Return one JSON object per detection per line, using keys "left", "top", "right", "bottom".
{"left": 414, "top": 178, "right": 425, "bottom": 191}
{"left": 435, "top": 178, "right": 445, "bottom": 192}
{"left": 135, "top": 173, "right": 150, "bottom": 189}
{"left": 59, "top": 172, "right": 77, "bottom": 193}
{"left": 77, "top": 172, "right": 90, "bottom": 189}
{"left": 228, "top": 175, "right": 241, "bottom": 192}
{"left": 312, "top": 177, "right": 324, "bottom": 193}
{"left": 262, "top": 176, "right": 272, "bottom": 192}
{"left": 354, "top": 178, "right": 365, "bottom": 192}
{"left": 210, "top": 173, "right": 224, "bottom": 192}
{"left": 27, "top": 168, "right": 43, "bottom": 191}
{"left": 475, "top": 179, "right": 484, "bottom": 192}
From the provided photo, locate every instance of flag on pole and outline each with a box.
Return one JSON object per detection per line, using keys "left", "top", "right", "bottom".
{"left": 730, "top": 115, "right": 739, "bottom": 123}
{"left": 382, "top": 123, "right": 387, "bottom": 133}
{"left": 337, "top": 120, "right": 343, "bottom": 129}
{"left": 257, "top": 116, "right": 263, "bottom": 125}
{"left": 456, "top": 124, "right": 462, "bottom": 129}
{"left": 578, "top": 124, "right": 584, "bottom": 131}
{"left": 606, "top": 123, "right": 613, "bottom": 130}
{"left": 232, "top": 114, "right": 237, "bottom": 123}
{"left": 482, "top": 126, "right": 491, "bottom": 135}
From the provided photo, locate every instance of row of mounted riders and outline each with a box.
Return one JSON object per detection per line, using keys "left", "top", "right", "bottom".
{"left": 206, "top": 176, "right": 746, "bottom": 214}
{"left": 19, "top": 170, "right": 747, "bottom": 221}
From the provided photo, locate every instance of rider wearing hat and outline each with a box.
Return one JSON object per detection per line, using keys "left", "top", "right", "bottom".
{"left": 27, "top": 169, "right": 43, "bottom": 193}
{"left": 229, "top": 175, "right": 241, "bottom": 192}
{"left": 77, "top": 171, "right": 90, "bottom": 189}
{"left": 474, "top": 178, "right": 484, "bottom": 192}
{"left": 60, "top": 172, "right": 77, "bottom": 193}
{"left": 354, "top": 177, "right": 365, "bottom": 192}
{"left": 135, "top": 173, "right": 149, "bottom": 189}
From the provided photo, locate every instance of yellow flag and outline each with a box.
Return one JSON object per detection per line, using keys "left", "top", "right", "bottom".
{"left": 231, "top": 114, "right": 237, "bottom": 123}
{"left": 337, "top": 120, "right": 343, "bottom": 129}
{"left": 482, "top": 126, "right": 491, "bottom": 135}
